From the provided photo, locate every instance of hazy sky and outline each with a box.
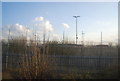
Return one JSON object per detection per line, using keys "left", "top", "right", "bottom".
{"left": 2, "top": 2, "right": 118, "bottom": 44}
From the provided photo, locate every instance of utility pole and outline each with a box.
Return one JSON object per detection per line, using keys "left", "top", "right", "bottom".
{"left": 63, "top": 31, "right": 65, "bottom": 44}
{"left": 26, "top": 26, "right": 28, "bottom": 39}
{"left": 33, "top": 25, "right": 36, "bottom": 45}
{"left": 100, "top": 32, "right": 102, "bottom": 56}
{"left": 99, "top": 32, "right": 103, "bottom": 75}
{"left": 6, "top": 28, "right": 10, "bottom": 69}
{"left": 101, "top": 32, "right": 102, "bottom": 46}
{"left": 43, "top": 32, "right": 45, "bottom": 44}
{"left": 47, "top": 31, "right": 50, "bottom": 42}
{"left": 82, "top": 31, "right": 85, "bottom": 45}
{"left": 26, "top": 27, "right": 28, "bottom": 46}
{"left": 100, "top": 32, "right": 103, "bottom": 57}
{"left": 73, "top": 16, "right": 80, "bottom": 45}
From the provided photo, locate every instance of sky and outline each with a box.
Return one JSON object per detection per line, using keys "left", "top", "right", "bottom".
{"left": 1, "top": 0, "right": 119, "bottom": 2}
{"left": 2, "top": 2, "right": 118, "bottom": 44}
{"left": 0, "top": 2, "right": 1, "bottom": 26}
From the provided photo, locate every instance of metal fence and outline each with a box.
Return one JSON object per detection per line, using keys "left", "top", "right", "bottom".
{"left": 2, "top": 44, "right": 118, "bottom": 75}
{"left": 2, "top": 54, "right": 118, "bottom": 74}
{"left": 49, "top": 55, "right": 118, "bottom": 74}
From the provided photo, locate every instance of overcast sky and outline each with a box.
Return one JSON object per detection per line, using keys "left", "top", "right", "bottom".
{"left": 2, "top": 2, "right": 118, "bottom": 44}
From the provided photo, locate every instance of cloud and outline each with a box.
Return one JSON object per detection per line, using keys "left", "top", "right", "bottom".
{"left": 35, "top": 20, "right": 53, "bottom": 32}
{"left": 52, "top": 33, "right": 59, "bottom": 39}
{"left": 61, "top": 23, "right": 70, "bottom": 29}
{"left": 50, "top": 33, "right": 61, "bottom": 41}
{"left": 15, "top": 23, "right": 29, "bottom": 32}
{"left": 33, "top": 16, "right": 54, "bottom": 33}
{"left": 2, "top": 21, "right": 54, "bottom": 42}
{"left": 2, "top": 24, "right": 31, "bottom": 40}
{"left": 34, "top": 16, "right": 44, "bottom": 22}
{"left": 2, "top": 15, "right": 54, "bottom": 41}
{"left": 44, "top": 21, "right": 53, "bottom": 32}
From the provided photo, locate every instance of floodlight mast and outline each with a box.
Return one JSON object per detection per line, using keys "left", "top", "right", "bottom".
{"left": 73, "top": 16, "right": 80, "bottom": 45}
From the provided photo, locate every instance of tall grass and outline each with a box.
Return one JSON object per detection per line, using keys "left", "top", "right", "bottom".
{"left": 2, "top": 36, "right": 118, "bottom": 79}
{"left": 2, "top": 36, "right": 55, "bottom": 80}
{"left": 18, "top": 39, "right": 54, "bottom": 80}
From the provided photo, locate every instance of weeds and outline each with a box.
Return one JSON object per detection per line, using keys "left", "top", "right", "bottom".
{"left": 2, "top": 37, "right": 118, "bottom": 80}
{"left": 18, "top": 40, "right": 54, "bottom": 80}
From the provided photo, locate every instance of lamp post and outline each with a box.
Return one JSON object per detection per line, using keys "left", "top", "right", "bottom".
{"left": 73, "top": 16, "right": 80, "bottom": 45}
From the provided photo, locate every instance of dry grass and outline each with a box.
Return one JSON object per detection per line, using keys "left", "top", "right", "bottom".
{"left": 18, "top": 40, "right": 54, "bottom": 80}
{"left": 2, "top": 37, "right": 118, "bottom": 80}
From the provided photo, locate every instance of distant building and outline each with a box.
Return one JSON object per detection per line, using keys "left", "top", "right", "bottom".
{"left": 55, "top": 44, "right": 83, "bottom": 47}
{"left": 96, "top": 45, "right": 109, "bottom": 47}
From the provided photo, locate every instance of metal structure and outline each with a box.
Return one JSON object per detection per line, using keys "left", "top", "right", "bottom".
{"left": 73, "top": 16, "right": 80, "bottom": 44}
{"left": 63, "top": 31, "right": 65, "bottom": 44}
{"left": 6, "top": 28, "right": 10, "bottom": 69}
{"left": 98, "top": 32, "right": 103, "bottom": 73}
{"left": 82, "top": 31, "right": 85, "bottom": 45}
{"left": 100, "top": 32, "right": 103, "bottom": 57}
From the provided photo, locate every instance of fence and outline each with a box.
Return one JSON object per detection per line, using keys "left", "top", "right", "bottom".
{"left": 2, "top": 54, "right": 118, "bottom": 74}
{"left": 49, "top": 55, "right": 118, "bottom": 74}
{"left": 2, "top": 44, "right": 118, "bottom": 75}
